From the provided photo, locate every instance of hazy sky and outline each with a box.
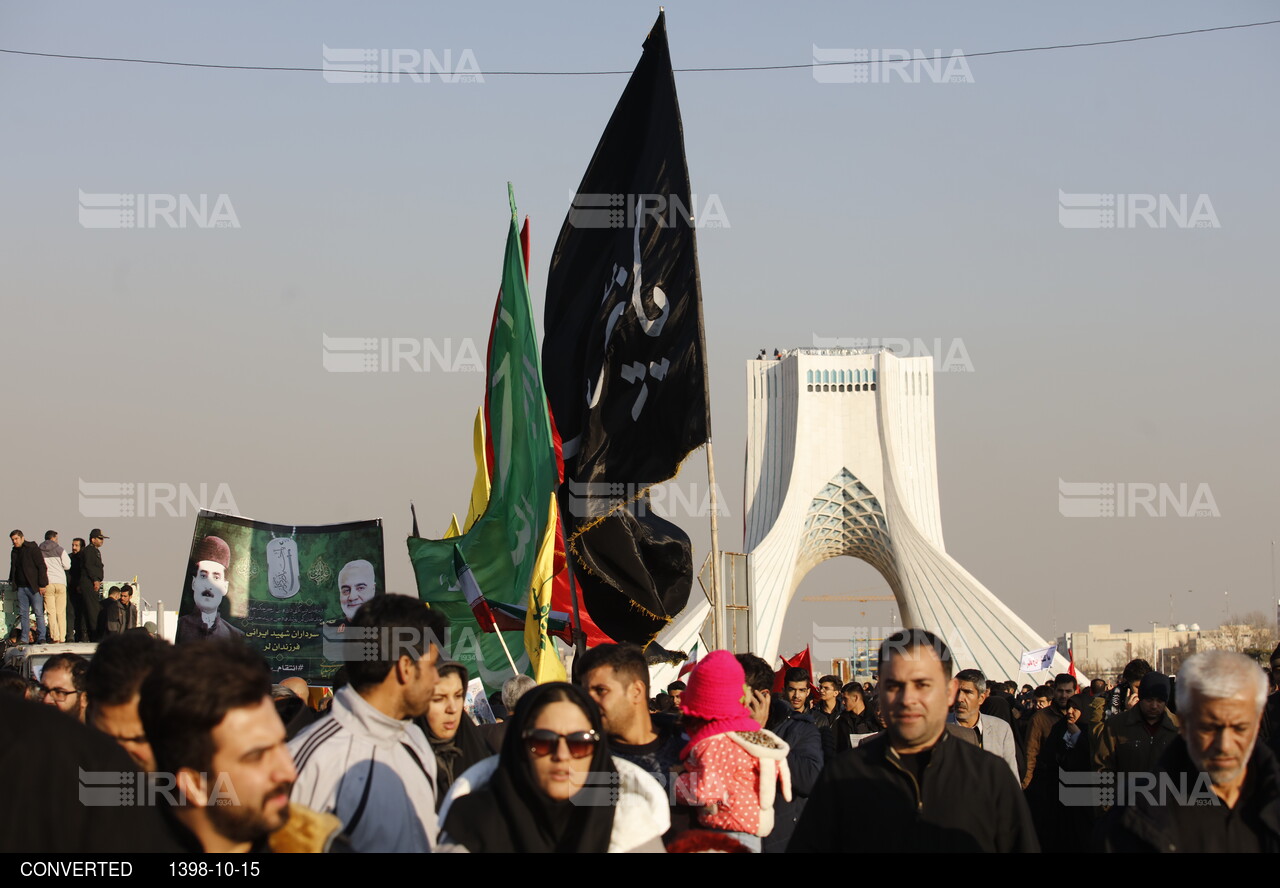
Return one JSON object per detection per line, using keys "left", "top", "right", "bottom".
{"left": 3, "top": 1, "right": 1277, "bottom": 660}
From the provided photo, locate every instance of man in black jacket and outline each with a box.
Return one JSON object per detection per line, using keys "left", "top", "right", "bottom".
{"left": 1104, "top": 650, "right": 1279, "bottom": 852}
{"left": 99, "top": 586, "right": 125, "bottom": 636}
{"left": 78, "top": 529, "right": 107, "bottom": 641}
{"left": 67, "top": 537, "right": 86, "bottom": 641}
{"left": 0, "top": 694, "right": 183, "bottom": 853}
{"left": 8, "top": 530, "right": 49, "bottom": 644}
{"left": 789, "top": 629, "right": 1038, "bottom": 853}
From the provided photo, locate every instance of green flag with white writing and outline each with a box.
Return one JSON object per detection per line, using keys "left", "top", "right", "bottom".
{"left": 407, "top": 188, "right": 558, "bottom": 689}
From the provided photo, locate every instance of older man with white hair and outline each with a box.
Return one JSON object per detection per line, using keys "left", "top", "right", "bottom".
{"left": 1104, "top": 650, "right": 1280, "bottom": 852}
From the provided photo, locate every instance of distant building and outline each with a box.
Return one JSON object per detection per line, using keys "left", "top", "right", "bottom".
{"left": 1059, "top": 621, "right": 1274, "bottom": 677}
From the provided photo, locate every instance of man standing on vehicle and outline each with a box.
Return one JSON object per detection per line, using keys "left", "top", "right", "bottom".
{"left": 9, "top": 530, "right": 48, "bottom": 645}
{"left": 78, "top": 529, "right": 107, "bottom": 641}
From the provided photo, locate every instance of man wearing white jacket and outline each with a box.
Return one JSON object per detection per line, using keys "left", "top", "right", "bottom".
{"left": 39, "top": 531, "right": 72, "bottom": 643}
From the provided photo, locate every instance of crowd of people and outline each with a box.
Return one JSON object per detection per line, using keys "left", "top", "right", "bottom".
{"left": 3, "top": 589, "right": 1280, "bottom": 854}
{"left": 7, "top": 527, "right": 143, "bottom": 645}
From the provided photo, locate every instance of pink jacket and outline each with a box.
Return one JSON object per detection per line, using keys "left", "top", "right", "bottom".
{"left": 674, "top": 730, "right": 792, "bottom": 836}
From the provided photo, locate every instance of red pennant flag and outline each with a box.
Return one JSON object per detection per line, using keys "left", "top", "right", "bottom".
{"left": 774, "top": 646, "right": 816, "bottom": 694}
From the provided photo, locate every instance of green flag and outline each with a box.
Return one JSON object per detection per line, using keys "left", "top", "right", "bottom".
{"left": 408, "top": 187, "right": 558, "bottom": 688}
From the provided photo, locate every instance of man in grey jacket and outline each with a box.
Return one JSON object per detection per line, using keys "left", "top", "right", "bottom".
{"left": 948, "top": 668, "right": 1020, "bottom": 781}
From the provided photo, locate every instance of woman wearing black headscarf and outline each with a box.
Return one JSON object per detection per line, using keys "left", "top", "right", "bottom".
{"left": 415, "top": 661, "right": 490, "bottom": 807}
{"left": 438, "top": 681, "right": 668, "bottom": 853}
{"left": 1037, "top": 692, "right": 1095, "bottom": 852}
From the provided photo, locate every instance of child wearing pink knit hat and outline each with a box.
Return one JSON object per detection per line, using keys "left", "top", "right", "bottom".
{"left": 673, "top": 650, "right": 792, "bottom": 852}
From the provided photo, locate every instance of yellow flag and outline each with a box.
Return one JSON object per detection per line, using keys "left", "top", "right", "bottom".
{"left": 443, "top": 515, "right": 462, "bottom": 539}
{"left": 463, "top": 408, "right": 491, "bottom": 533}
{"left": 525, "top": 493, "right": 566, "bottom": 682}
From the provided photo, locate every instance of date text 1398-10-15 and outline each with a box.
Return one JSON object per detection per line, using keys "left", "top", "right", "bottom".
{"left": 171, "top": 861, "right": 261, "bottom": 877}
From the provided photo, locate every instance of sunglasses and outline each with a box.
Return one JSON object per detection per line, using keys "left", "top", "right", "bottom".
{"left": 522, "top": 728, "right": 599, "bottom": 759}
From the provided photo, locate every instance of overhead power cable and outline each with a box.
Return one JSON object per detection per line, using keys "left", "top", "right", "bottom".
{"left": 0, "top": 19, "right": 1276, "bottom": 77}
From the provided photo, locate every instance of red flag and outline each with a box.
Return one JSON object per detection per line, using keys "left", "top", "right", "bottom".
{"left": 773, "top": 646, "right": 816, "bottom": 694}
{"left": 1068, "top": 648, "right": 1077, "bottom": 682}
{"left": 454, "top": 544, "right": 496, "bottom": 634}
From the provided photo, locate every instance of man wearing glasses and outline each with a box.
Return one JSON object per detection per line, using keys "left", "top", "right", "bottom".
{"left": 40, "top": 653, "right": 89, "bottom": 721}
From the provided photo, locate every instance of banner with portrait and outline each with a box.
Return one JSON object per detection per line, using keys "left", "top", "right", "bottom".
{"left": 177, "top": 510, "right": 385, "bottom": 684}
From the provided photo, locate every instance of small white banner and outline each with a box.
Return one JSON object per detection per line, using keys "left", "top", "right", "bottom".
{"left": 1020, "top": 644, "right": 1057, "bottom": 673}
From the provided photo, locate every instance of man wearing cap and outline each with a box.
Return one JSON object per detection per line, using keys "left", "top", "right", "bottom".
{"left": 177, "top": 535, "right": 245, "bottom": 643}
{"left": 1095, "top": 671, "right": 1180, "bottom": 796}
{"left": 78, "top": 530, "right": 107, "bottom": 641}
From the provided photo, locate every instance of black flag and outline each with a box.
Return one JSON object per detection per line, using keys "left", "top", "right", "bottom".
{"left": 543, "top": 12, "right": 709, "bottom": 645}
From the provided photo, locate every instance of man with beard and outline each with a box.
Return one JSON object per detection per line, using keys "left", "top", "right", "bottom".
{"left": 1022, "top": 673, "right": 1078, "bottom": 789}
{"left": 177, "top": 535, "right": 244, "bottom": 643}
{"left": 579, "top": 643, "right": 685, "bottom": 797}
{"left": 1104, "top": 651, "right": 1279, "bottom": 852}
{"left": 333, "top": 559, "right": 377, "bottom": 627}
{"left": 67, "top": 537, "right": 86, "bottom": 641}
{"left": 39, "top": 652, "right": 89, "bottom": 721}
{"left": 141, "top": 641, "right": 344, "bottom": 853}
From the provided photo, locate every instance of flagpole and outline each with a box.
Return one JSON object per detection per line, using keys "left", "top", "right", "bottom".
{"left": 493, "top": 627, "right": 521, "bottom": 677}
{"left": 559, "top": 504, "right": 588, "bottom": 666}
{"left": 706, "top": 441, "right": 725, "bottom": 650}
